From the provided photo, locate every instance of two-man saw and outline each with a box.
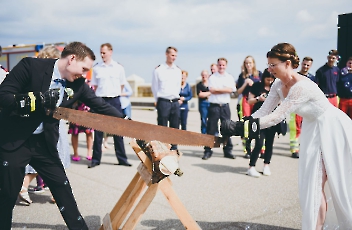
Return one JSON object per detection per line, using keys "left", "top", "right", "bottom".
{"left": 53, "top": 107, "right": 225, "bottom": 148}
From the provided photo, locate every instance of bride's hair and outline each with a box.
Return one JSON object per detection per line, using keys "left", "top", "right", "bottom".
{"left": 267, "top": 43, "right": 300, "bottom": 69}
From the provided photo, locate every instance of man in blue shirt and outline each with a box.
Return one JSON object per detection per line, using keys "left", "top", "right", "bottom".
{"left": 315, "top": 50, "right": 340, "bottom": 107}
{"left": 337, "top": 57, "right": 352, "bottom": 118}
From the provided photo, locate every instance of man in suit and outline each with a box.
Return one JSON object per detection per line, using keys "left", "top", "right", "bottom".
{"left": 0, "top": 42, "right": 125, "bottom": 229}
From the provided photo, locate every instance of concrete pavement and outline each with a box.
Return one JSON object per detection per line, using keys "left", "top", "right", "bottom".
{"left": 12, "top": 101, "right": 301, "bottom": 230}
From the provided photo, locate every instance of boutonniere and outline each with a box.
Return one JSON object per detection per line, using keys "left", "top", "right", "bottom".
{"left": 65, "top": 88, "right": 74, "bottom": 99}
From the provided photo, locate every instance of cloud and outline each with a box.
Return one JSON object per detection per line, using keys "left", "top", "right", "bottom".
{"left": 257, "top": 26, "right": 273, "bottom": 37}
{"left": 296, "top": 10, "right": 315, "bottom": 22}
{"left": 1, "top": 0, "right": 351, "bottom": 83}
{"left": 298, "top": 10, "right": 340, "bottom": 40}
{"left": 1, "top": 0, "right": 253, "bottom": 45}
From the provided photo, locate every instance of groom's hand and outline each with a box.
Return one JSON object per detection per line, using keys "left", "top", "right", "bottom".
{"left": 15, "top": 92, "right": 43, "bottom": 117}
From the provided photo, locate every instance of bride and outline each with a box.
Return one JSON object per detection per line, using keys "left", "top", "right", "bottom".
{"left": 221, "top": 43, "right": 352, "bottom": 229}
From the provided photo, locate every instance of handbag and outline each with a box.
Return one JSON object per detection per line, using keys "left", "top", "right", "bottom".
{"left": 276, "top": 119, "right": 287, "bottom": 136}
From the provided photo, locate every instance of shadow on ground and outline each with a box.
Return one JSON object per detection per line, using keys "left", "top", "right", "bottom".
{"left": 140, "top": 219, "right": 298, "bottom": 230}
{"left": 12, "top": 218, "right": 298, "bottom": 230}
{"left": 193, "top": 163, "right": 247, "bottom": 175}
{"left": 180, "top": 150, "right": 241, "bottom": 160}
{"left": 12, "top": 215, "right": 101, "bottom": 229}
{"left": 12, "top": 223, "right": 67, "bottom": 229}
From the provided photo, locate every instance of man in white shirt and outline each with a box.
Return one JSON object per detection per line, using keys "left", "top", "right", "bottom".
{"left": 89, "top": 43, "right": 131, "bottom": 168}
{"left": 203, "top": 57, "right": 236, "bottom": 160}
{"left": 152, "top": 47, "right": 182, "bottom": 150}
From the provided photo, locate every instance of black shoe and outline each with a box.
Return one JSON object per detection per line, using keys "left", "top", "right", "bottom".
{"left": 224, "top": 153, "right": 236, "bottom": 159}
{"left": 244, "top": 153, "right": 251, "bottom": 159}
{"left": 291, "top": 152, "right": 299, "bottom": 158}
{"left": 88, "top": 162, "right": 100, "bottom": 168}
{"left": 117, "top": 162, "right": 132, "bottom": 167}
{"left": 202, "top": 152, "right": 212, "bottom": 160}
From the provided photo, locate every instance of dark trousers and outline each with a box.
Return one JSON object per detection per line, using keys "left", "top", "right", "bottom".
{"left": 0, "top": 134, "right": 87, "bottom": 230}
{"left": 198, "top": 100, "right": 209, "bottom": 134}
{"left": 157, "top": 98, "right": 180, "bottom": 150}
{"left": 92, "top": 97, "right": 129, "bottom": 165}
{"left": 179, "top": 107, "right": 189, "bottom": 130}
{"left": 249, "top": 127, "right": 276, "bottom": 166}
{"left": 204, "top": 103, "right": 233, "bottom": 155}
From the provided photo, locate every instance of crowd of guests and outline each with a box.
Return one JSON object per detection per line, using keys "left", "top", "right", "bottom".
{"left": 193, "top": 49, "right": 352, "bottom": 178}
{"left": 3, "top": 45, "right": 352, "bottom": 198}
{"left": 0, "top": 41, "right": 351, "bottom": 229}
{"left": 150, "top": 46, "right": 352, "bottom": 229}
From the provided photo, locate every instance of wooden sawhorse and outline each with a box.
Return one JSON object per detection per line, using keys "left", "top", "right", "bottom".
{"left": 100, "top": 140, "right": 201, "bottom": 230}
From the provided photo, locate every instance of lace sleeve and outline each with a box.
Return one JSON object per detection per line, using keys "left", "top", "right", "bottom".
{"left": 254, "top": 80, "right": 310, "bottom": 129}
{"left": 252, "top": 79, "right": 281, "bottom": 118}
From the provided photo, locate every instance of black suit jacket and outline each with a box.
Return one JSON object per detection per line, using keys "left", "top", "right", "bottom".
{"left": 0, "top": 57, "right": 124, "bottom": 153}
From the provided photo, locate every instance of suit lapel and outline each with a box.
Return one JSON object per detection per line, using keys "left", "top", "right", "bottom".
{"left": 41, "top": 59, "right": 56, "bottom": 92}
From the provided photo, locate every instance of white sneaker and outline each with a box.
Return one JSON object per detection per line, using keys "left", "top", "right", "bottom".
{"left": 263, "top": 165, "right": 271, "bottom": 176}
{"left": 247, "top": 167, "right": 260, "bottom": 178}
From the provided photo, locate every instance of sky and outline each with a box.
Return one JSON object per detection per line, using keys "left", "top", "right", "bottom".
{"left": 1, "top": 0, "right": 351, "bottom": 84}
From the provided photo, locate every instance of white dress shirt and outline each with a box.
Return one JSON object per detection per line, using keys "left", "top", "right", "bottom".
{"left": 91, "top": 60, "right": 127, "bottom": 97}
{"left": 151, "top": 63, "right": 182, "bottom": 101}
{"left": 208, "top": 71, "right": 236, "bottom": 104}
{"left": 34, "top": 60, "right": 65, "bottom": 134}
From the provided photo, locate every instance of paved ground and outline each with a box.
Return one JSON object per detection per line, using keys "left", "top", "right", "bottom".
{"left": 12, "top": 101, "right": 301, "bottom": 230}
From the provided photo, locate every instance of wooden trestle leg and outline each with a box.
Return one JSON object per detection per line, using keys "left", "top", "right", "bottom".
{"left": 100, "top": 140, "right": 201, "bottom": 230}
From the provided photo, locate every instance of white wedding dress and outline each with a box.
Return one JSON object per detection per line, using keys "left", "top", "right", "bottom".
{"left": 252, "top": 78, "right": 352, "bottom": 229}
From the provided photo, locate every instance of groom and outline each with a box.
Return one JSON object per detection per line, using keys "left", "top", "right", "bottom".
{"left": 0, "top": 42, "right": 125, "bottom": 229}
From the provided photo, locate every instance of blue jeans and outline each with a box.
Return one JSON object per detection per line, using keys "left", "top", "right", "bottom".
{"left": 198, "top": 100, "right": 209, "bottom": 134}
{"left": 122, "top": 104, "right": 132, "bottom": 118}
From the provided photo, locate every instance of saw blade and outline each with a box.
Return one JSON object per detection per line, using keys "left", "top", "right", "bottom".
{"left": 53, "top": 107, "right": 223, "bottom": 148}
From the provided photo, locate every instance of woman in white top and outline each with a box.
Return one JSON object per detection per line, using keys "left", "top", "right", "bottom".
{"left": 221, "top": 43, "right": 352, "bottom": 229}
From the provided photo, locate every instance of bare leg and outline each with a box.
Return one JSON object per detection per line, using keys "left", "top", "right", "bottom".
{"left": 22, "top": 173, "right": 37, "bottom": 188}
{"left": 19, "top": 173, "right": 37, "bottom": 205}
{"left": 86, "top": 132, "right": 93, "bottom": 158}
{"left": 71, "top": 134, "right": 79, "bottom": 157}
{"left": 316, "top": 161, "right": 328, "bottom": 230}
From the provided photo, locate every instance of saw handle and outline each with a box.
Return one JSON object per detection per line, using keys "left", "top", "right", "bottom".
{"left": 14, "top": 89, "right": 61, "bottom": 117}
{"left": 14, "top": 92, "right": 43, "bottom": 117}
{"left": 220, "top": 117, "right": 260, "bottom": 139}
